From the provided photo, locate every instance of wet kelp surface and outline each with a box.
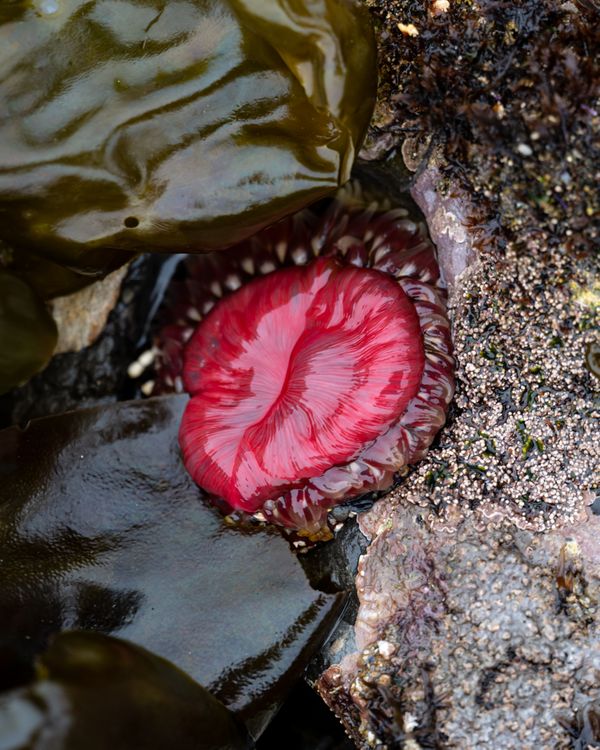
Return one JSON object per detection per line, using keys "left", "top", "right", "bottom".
{"left": 0, "top": 0, "right": 376, "bottom": 262}
{"left": 0, "top": 632, "right": 253, "bottom": 750}
{"left": 0, "top": 396, "right": 344, "bottom": 741}
{"left": 0, "top": 2, "right": 378, "bottom": 737}
{"left": 0, "top": 272, "right": 57, "bottom": 396}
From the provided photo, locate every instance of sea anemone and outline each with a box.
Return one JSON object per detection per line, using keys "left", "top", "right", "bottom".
{"left": 152, "top": 185, "right": 454, "bottom": 534}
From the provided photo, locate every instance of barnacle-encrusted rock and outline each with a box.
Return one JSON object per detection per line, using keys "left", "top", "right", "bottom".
{"left": 317, "top": 502, "right": 600, "bottom": 748}
{"left": 312, "top": 0, "right": 599, "bottom": 744}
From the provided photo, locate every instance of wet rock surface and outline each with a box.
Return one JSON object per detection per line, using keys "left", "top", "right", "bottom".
{"left": 313, "top": 0, "right": 599, "bottom": 746}
{"left": 0, "top": 255, "right": 178, "bottom": 428}
{"left": 49, "top": 265, "right": 130, "bottom": 355}
{"left": 317, "top": 502, "right": 600, "bottom": 749}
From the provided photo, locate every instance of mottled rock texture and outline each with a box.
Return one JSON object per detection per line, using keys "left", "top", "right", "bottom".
{"left": 50, "top": 265, "right": 130, "bottom": 354}
{"left": 316, "top": 0, "right": 599, "bottom": 746}
{"left": 318, "top": 503, "right": 600, "bottom": 749}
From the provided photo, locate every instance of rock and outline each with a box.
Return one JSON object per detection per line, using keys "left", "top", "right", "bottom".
{"left": 0, "top": 255, "right": 180, "bottom": 427}
{"left": 409, "top": 157, "right": 479, "bottom": 289}
{"left": 50, "top": 265, "right": 130, "bottom": 354}
{"left": 312, "top": 0, "right": 599, "bottom": 745}
{"left": 316, "top": 501, "right": 600, "bottom": 748}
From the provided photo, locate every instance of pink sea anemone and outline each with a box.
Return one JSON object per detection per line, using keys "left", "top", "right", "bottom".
{"left": 153, "top": 185, "right": 454, "bottom": 534}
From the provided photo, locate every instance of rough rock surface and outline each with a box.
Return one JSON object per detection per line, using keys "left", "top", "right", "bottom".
{"left": 318, "top": 502, "right": 600, "bottom": 749}
{"left": 409, "top": 160, "right": 477, "bottom": 288}
{"left": 50, "top": 265, "right": 130, "bottom": 354}
{"left": 0, "top": 255, "right": 177, "bottom": 427}
{"left": 316, "top": 0, "right": 599, "bottom": 746}
{"left": 355, "top": 0, "right": 600, "bottom": 531}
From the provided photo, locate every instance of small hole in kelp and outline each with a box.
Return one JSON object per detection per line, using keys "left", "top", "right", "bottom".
{"left": 149, "top": 182, "right": 455, "bottom": 539}
{"left": 124, "top": 216, "right": 139, "bottom": 229}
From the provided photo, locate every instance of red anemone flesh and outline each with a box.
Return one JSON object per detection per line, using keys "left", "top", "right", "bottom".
{"left": 153, "top": 184, "right": 455, "bottom": 534}
{"left": 180, "top": 257, "right": 425, "bottom": 513}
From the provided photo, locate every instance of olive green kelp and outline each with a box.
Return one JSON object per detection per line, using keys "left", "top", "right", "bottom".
{"left": 0, "top": 631, "right": 253, "bottom": 750}
{"left": 0, "top": 272, "right": 57, "bottom": 394}
{"left": 0, "top": 0, "right": 376, "bottom": 278}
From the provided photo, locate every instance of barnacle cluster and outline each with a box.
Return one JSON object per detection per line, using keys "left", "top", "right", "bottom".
{"left": 359, "top": 0, "right": 600, "bottom": 531}
{"left": 311, "top": 1, "right": 599, "bottom": 744}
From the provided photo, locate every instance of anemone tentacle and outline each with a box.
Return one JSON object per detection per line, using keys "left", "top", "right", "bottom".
{"left": 153, "top": 183, "right": 455, "bottom": 534}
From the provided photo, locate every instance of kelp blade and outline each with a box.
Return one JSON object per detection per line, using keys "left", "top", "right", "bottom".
{"left": 0, "top": 0, "right": 376, "bottom": 281}
{"left": 0, "top": 396, "right": 343, "bottom": 736}
{"left": 0, "top": 631, "right": 253, "bottom": 750}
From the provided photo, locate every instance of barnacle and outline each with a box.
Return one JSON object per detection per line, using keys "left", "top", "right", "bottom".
{"left": 154, "top": 185, "right": 455, "bottom": 533}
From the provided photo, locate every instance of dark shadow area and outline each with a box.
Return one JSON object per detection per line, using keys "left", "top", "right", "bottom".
{"left": 258, "top": 681, "right": 354, "bottom": 750}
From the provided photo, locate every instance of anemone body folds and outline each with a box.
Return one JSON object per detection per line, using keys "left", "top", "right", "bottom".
{"left": 156, "top": 187, "right": 455, "bottom": 534}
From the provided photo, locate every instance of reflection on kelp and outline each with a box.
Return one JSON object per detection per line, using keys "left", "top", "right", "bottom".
{"left": 0, "top": 396, "right": 343, "bottom": 737}
{"left": 0, "top": 631, "right": 253, "bottom": 750}
{"left": 0, "top": 0, "right": 376, "bottom": 263}
{"left": 0, "top": 580, "right": 142, "bottom": 692}
{"left": 0, "top": 0, "right": 376, "bottom": 393}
